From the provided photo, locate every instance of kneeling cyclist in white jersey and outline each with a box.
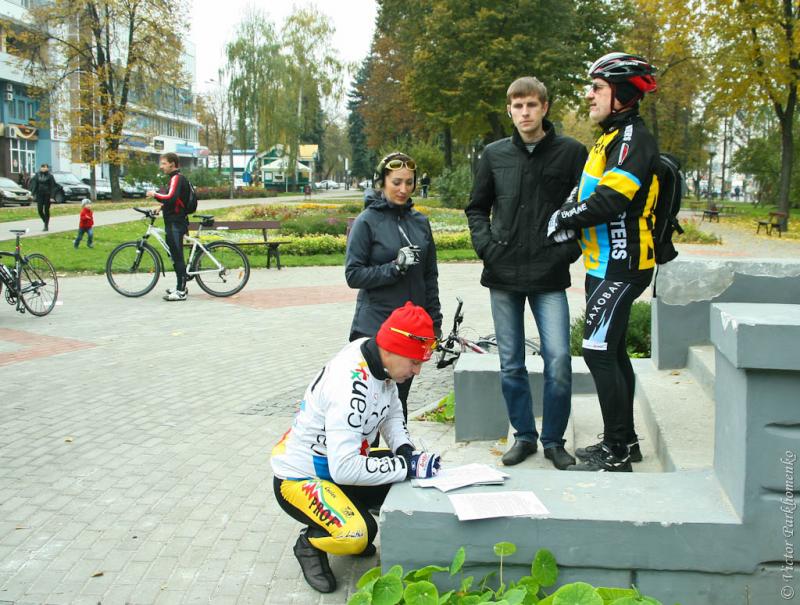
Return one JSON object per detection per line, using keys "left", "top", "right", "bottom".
{"left": 271, "top": 302, "right": 442, "bottom": 593}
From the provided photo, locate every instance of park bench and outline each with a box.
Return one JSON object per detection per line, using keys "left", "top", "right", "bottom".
{"left": 755, "top": 211, "right": 787, "bottom": 237}
{"left": 187, "top": 219, "right": 290, "bottom": 269}
{"left": 701, "top": 208, "right": 719, "bottom": 222}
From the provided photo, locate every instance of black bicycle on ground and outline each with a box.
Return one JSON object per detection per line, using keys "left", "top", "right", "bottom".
{"left": 436, "top": 297, "right": 540, "bottom": 368}
{"left": 0, "top": 229, "right": 58, "bottom": 316}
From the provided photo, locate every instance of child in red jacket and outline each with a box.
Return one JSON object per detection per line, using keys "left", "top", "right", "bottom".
{"left": 74, "top": 199, "right": 94, "bottom": 248}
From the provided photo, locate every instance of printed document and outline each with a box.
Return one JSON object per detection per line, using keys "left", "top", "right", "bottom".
{"left": 447, "top": 491, "right": 549, "bottom": 521}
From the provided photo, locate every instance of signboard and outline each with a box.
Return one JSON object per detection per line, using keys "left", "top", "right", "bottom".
{"left": 153, "top": 139, "right": 164, "bottom": 151}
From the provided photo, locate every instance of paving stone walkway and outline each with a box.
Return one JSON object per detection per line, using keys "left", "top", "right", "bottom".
{"left": 1, "top": 211, "right": 799, "bottom": 604}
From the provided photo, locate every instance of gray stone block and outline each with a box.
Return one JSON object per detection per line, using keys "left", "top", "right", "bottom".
{"left": 453, "top": 354, "right": 596, "bottom": 442}
{"left": 636, "top": 565, "right": 790, "bottom": 605}
{"left": 711, "top": 303, "right": 800, "bottom": 371}
{"left": 652, "top": 259, "right": 800, "bottom": 369}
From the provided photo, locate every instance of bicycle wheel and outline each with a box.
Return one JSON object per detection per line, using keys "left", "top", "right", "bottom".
{"left": 106, "top": 241, "right": 161, "bottom": 297}
{"left": 19, "top": 253, "right": 58, "bottom": 316}
{"left": 193, "top": 241, "right": 250, "bottom": 297}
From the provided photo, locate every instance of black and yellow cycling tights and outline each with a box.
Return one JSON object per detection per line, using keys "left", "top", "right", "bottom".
{"left": 273, "top": 476, "right": 390, "bottom": 556}
{"left": 581, "top": 275, "right": 648, "bottom": 446}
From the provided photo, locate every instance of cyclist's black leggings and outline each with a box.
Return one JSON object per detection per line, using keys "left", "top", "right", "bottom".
{"left": 581, "top": 275, "right": 647, "bottom": 446}
{"left": 37, "top": 199, "right": 51, "bottom": 227}
{"left": 164, "top": 220, "right": 188, "bottom": 290}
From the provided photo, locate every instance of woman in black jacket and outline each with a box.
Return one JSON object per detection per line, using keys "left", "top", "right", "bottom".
{"left": 345, "top": 152, "right": 442, "bottom": 420}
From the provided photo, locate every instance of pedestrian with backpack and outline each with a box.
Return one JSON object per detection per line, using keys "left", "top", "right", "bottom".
{"left": 146, "top": 152, "right": 193, "bottom": 301}
{"left": 546, "top": 52, "right": 660, "bottom": 472}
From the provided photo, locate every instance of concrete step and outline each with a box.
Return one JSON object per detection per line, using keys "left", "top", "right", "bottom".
{"left": 687, "top": 344, "right": 715, "bottom": 400}
{"left": 633, "top": 359, "right": 715, "bottom": 472}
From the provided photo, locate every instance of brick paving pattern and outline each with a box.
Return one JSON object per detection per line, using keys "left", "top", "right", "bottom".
{"left": 1, "top": 213, "right": 799, "bottom": 603}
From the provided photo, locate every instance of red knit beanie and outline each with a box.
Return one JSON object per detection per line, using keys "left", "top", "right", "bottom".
{"left": 376, "top": 302, "right": 436, "bottom": 361}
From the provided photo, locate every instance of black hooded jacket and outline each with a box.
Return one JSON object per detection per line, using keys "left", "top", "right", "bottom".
{"left": 345, "top": 190, "right": 442, "bottom": 339}
{"left": 465, "top": 120, "right": 588, "bottom": 292}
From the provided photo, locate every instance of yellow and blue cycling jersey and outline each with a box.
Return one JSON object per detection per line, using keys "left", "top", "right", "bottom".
{"left": 556, "top": 112, "right": 660, "bottom": 286}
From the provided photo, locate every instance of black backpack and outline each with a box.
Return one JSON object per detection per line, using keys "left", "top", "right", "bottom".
{"left": 652, "top": 152, "right": 684, "bottom": 264}
{"left": 185, "top": 180, "right": 199, "bottom": 214}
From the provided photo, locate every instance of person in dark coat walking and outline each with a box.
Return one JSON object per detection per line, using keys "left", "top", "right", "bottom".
{"left": 345, "top": 151, "right": 442, "bottom": 421}
{"left": 30, "top": 164, "right": 57, "bottom": 231}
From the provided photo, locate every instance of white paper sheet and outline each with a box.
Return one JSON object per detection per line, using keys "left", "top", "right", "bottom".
{"left": 412, "top": 463, "right": 509, "bottom": 492}
{"left": 447, "top": 490, "right": 549, "bottom": 521}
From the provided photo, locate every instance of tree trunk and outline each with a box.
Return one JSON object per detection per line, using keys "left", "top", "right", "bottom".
{"left": 109, "top": 163, "right": 122, "bottom": 202}
{"left": 486, "top": 112, "right": 505, "bottom": 143}
{"left": 443, "top": 126, "right": 452, "bottom": 169}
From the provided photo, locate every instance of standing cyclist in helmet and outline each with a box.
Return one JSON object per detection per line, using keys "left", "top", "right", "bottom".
{"left": 546, "top": 52, "right": 659, "bottom": 472}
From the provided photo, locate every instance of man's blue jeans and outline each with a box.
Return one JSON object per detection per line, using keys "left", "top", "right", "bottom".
{"left": 489, "top": 288, "right": 572, "bottom": 448}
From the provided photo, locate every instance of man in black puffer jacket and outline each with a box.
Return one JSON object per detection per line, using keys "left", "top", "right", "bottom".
{"left": 466, "top": 77, "right": 587, "bottom": 470}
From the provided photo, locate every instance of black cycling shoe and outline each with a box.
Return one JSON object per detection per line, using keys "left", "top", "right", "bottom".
{"left": 576, "top": 438, "right": 642, "bottom": 463}
{"left": 543, "top": 446, "right": 576, "bottom": 470}
{"left": 568, "top": 443, "right": 632, "bottom": 472}
{"left": 502, "top": 439, "right": 538, "bottom": 466}
{"left": 293, "top": 530, "right": 337, "bottom": 593}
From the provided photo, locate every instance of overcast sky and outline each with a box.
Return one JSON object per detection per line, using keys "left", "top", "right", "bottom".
{"left": 190, "top": 0, "right": 378, "bottom": 92}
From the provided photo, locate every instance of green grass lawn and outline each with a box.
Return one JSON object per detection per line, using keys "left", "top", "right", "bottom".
{"left": 0, "top": 215, "right": 479, "bottom": 275}
{"left": 0, "top": 199, "right": 154, "bottom": 221}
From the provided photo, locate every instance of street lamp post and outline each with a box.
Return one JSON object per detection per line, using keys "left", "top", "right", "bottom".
{"left": 704, "top": 143, "right": 717, "bottom": 207}
{"left": 226, "top": 133, "right": 234, "bottom": 200}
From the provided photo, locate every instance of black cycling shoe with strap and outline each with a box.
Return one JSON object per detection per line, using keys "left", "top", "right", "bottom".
{"left": 576, "top": 435, "right": 642, "bottom": 463}
{"left": 569, "top": 443, "right": 632, "bottom": 472}
{"left": 293, "top": 529, "right": 337, "bottom": 593}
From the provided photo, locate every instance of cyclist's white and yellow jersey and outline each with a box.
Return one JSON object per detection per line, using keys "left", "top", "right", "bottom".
{"left": 556, "top": 112, "right": 660, "bottom": 286}
{"left": 270, "top": 338, "right": 411, "bottom": 486}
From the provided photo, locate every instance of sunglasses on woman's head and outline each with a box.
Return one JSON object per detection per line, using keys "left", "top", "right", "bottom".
{"left": 385, "top": 159, "right": 417, "bottom": 172}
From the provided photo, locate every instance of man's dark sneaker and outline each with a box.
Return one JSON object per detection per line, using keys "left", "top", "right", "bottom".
{"left": 576, "top": 438, "right": 642, "bottom": 463}
{"left": 543, "top": 446, "right": 576, "bottom": 470}
{"left": 293, "top": 530, "right": 336, "bottom": 593}
{"left": 502, "top": 439, "right": 538, "bottom": 466}
{"left": 356, "top": 543, "right": 377, "bottom": 557}
{"left": 568, "top": 443, "right": 632, "bottom": 472}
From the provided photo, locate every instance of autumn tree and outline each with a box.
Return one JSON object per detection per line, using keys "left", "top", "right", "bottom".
{"left": 704, "top": 0, "right": 799, "bottom": 228}
{"left": 356, "top": 0, "right": 431, "bottom": 151}
{"left": 225, "top": 7, "right": 345, "bottom": 188}
{"left": 406, "top": 0, "right": 623, "bottom": 166}
{"left": 11, "top": 0, "right": 189, "bottom": 200}
{"left": 196, "top": 80, "right": 231, "bottom": 174}
{"left": 620, "top": 0, "right": 711, "bottom": 176}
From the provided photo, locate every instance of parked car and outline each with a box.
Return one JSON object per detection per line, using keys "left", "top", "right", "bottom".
{"left": 358, "top": 179, "right": 371, "bottom": 190}
{"left": 314, "top": 179, "right": 340, "bottom": 190}
{"left": 81, "top": 178, "right": 112, "bottom": 200}
{"left": 52, "top": 171, "right": 90, "bottom": 203}
{"left": 0, "top": 177, "right": 32, "bottom": 206}
{"left": 121, "top": 181, "right": 146, "bottom": 198}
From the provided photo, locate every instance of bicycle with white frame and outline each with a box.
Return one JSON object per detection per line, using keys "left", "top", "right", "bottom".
{"left": 105, "top": 208, "right": 250, "bottom": 297}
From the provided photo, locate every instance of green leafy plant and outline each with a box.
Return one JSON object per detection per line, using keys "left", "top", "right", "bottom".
{"left": 348, "top": 543, "right": 674, "bottom": 605}
{"left": 437, "top": 164, "right": 473, "bottom": 209}
{"left": 420, "top": 391, "right": 455, "bottom": 423}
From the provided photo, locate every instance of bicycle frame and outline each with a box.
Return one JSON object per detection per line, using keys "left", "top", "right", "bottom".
{"left": 0, "top": 230, "right": 41, "bottom": 313}
{"left": 138, "top": 216, "right": 226, "bottom": 277}
{"left": 436, "top": 297, "right": 487, "bottom": 369}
